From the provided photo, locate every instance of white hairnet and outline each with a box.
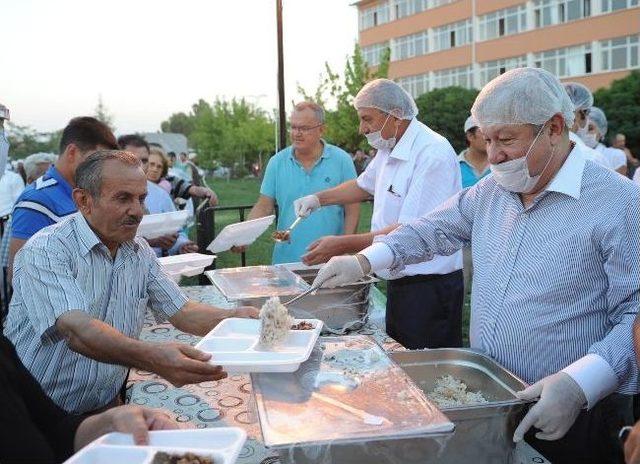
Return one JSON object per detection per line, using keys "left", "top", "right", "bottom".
{"left": 353, "top": 78, "right": 418, "bottom": 120}
{"left": 588, "top": 106, "right": 608, "bottom": 138}
{"left": 563, "top": 82, "right": 593, "bottom": 111}
{"left": 464, "top": 115, "right": 478, "bottom": 132}
{"left": 471, "top": 67, "right": 575, "bottom": 128}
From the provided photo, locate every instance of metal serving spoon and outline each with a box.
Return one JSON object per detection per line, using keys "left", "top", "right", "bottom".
{"left": 272, "top": 216, "right": 303, "bottom": 243}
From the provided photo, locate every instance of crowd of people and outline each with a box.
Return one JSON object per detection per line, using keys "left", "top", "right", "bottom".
{"left": 0, "top": 65, "right": 638, "bottom": 464}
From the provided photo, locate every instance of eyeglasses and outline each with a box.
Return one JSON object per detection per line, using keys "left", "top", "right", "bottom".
{"left": 289, "top": 123, "right": 323, "bottom": 134}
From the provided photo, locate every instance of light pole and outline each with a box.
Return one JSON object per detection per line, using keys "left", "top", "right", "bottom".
{"left": 276, "top": 0, "right": 287, "bottom": 152}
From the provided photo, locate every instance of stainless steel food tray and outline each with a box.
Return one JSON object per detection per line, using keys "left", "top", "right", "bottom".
{"left": 242, "top": 264, "right": 378, "bottom": 334}
{"left": 389, "top": 348, "right": 533, "bottom": 463}
{"left": 251, "top": 335, "right": 454, "bottom": 451}
{"left": 205, "top": 265, "right": 310, "bottom": 300}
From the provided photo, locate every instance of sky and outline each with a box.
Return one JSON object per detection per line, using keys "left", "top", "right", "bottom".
{"left": 1, "top": 0, "right": 358, "bottom": 134}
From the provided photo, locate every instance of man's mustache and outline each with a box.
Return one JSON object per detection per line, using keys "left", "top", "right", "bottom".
{"left": 122, "top": 216, "right": 142, "bottom": 226}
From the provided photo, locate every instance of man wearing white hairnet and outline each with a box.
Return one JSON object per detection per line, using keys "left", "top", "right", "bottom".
{"left": 586, "top": 106, "right": 628, "bottom": 176}
{"left": 562, "top": 82, "right": 609, "bottom": 169}
{"left": 313, "top": 68, "right": 639, "bottom": 463}
{"left": 295, "top": 78, "right": 464, "bottom": 350}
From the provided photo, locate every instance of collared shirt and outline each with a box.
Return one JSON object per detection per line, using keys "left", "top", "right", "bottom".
{"left": 595, "top": 143, "right": 627, "bottom": 170}
{"left": 458, "top": 149, "right": 490, "bottom": 188}
{"left": 4, "top": 213, "right": 188, "bottom": 413}
{"left": 261, "top": 142, "right": 357, "bottom": 264}
{"left": 144, "top": 181, "right": 190, "bottom": 256}
{"left": 11, "top": 165, "right": 76, "bottom": 240}
{"left": 357, "top": 118, "right": 462, "bottom": 280}
{"left": 569, "top": 131, "right": 609, "bottom": 168}
{"left": 363, "top": 143, "right": 640, "bottom": 407}
{"left": 0, "top": 170, "right": 24, "bottom": 216}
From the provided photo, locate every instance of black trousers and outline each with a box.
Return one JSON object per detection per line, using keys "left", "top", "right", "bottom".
{"left": 525, "top": 393, "right": 633, "bottom": 464}
{"left": 385, "top": 270, "right": 464, "bottom": 350}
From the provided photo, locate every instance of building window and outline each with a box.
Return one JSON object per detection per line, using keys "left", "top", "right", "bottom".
{"left": 601, "top": 0, "right": 639, "bottom": 12}
{"left": 393, "top": 0, "right": 455, "bottom": 19}
{"left": 397, "top": 73, "right": 430, "bottom": 98}
{"left": 432, "top": 66, "right": 474, "bottom": 89}
{"left": 479, "top": 56, "right": 528, "bottom": 86}
{"left": 600, "top": 35, "right": 640, "bottom": 71}
{"left": 359, "top": 3, "right": 390, "bottom": 31}
{"left": 433, "top": 19, "right": 472, "bottom": 52}
{"left": 533, "top": 0, "right": 591, "bottom": 28}
{"left": 478, "top": 5, "right": 527, "bottom": 41}
{"left": 393, "top": 30, "right": 429, "bottom": 61}
{"left": 363, "top": 42, "right": 389, "bottom": 67}
{"left": 533, "top": 43, "right": 592, "bottom": 77}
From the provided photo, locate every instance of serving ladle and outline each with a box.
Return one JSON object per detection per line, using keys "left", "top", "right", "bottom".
{"left": 272, "top": 216, "right": 303, "bottom": 243}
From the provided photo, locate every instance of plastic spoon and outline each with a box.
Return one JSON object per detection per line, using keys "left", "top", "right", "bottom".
{"left": 311, "top": 392, "right": 390, "bottom": 426}
{"left": 272, "top": 216, "right": 303, "bottom": 242}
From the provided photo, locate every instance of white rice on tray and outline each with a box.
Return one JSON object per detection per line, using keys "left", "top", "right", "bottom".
{"left": 258, "top": 296, "right": 294, "bottom": 348}
{"left": 427, "top": 375, "right": 488, "bottom": 408}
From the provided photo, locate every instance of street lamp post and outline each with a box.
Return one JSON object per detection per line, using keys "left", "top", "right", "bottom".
{"left": 276, "top": 0, "right": 287, "bottom": 152}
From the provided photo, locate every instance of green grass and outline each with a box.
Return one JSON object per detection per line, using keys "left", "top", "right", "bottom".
{"left": 194, "top": 177, "right": 470, "bottom": 346}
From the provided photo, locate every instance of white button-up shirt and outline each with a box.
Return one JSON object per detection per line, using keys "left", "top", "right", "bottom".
{"left": 357, "top": 118, "right": 462, "bottom": 280}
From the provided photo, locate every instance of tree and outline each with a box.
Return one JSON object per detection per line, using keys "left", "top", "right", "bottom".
{"left": 593, "top": 70, "right": 640, "bottom": 157}
{"left": 160, "top": 111, "right": 194, "bottom": 137}
{"left": 94, "top": 94, "right": 115, "bottom": 131}
{"left": 414, "top": 86, "right": 479, "bottom": 153}
{"left": 6, "top": 123, "right": 60, "bottom": 158}
{"left": 298, "top": 43, "right": 391, "bottom": 153}
{"left": 161, "top": 98, "right": 275, "bottom": 173}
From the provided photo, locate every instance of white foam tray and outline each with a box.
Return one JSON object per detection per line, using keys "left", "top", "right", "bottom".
{"left": 207, "top": 215, "right": 275, "bottom": 253}
{"left": 195, "top": 317, "right": 323, "bottom": 374}
{"left": 64, "top": 428, "right": 246, "bottom": 464}
{"left": 158, "top": 253, "right": 216, "bottom": 275}
{"left": 137, "top": 210, "right": 189, "bottom": 239}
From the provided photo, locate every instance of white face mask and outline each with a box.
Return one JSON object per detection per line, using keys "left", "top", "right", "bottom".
{"left": 490, "top": 124, "right": 556, "bottom": 194}
{"left": 580, "top": 132, "right": 599, "bottom": 149}
{"left": 365, "top": 113, "right": 398, "bottom": 151}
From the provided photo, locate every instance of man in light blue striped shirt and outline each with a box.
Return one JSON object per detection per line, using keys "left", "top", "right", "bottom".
{"left": 314, "top": 68, "right": 639, "bottom": 464}
{"left": 4, "top": 150, "right": 257, "bottom": 414}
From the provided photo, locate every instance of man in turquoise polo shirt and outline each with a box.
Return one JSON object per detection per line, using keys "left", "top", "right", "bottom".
{"left": 237, "top": 102, "right": 359, "bottom": 264}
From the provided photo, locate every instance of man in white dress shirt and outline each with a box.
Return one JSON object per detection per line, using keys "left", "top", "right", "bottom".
{"left": 296, "top": 79, "right": 463, "bottom": 350}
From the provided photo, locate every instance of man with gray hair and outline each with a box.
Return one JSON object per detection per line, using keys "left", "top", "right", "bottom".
{"left": 295, "top": 78, "right": 463, "bottom": 351}
{"left": 5, "top": 150, "right": 258, "bottom": 414}
{"left": 23, "top": 153, "right": 57, "bottom": 183}
{"left": 236, "top": 101, "right": 359, "bottom": 264}
{"left": 313, "top": 68, "right": 639, "bottom": 463}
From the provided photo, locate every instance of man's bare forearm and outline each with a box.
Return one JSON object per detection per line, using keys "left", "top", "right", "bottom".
{"left": 169, "top": 300, "right": 233, "bottom": 336}
{"left": 248, "top": 195, "right": 275, "bottom": 220}
{"left": 316, "top": 180, "right": 371, "bottom": 207}
{"left": 339, "top": 224, "right": 400, "bottom": 254}
{"left": 343, "top": 202, "right": 360, "bottom": 235}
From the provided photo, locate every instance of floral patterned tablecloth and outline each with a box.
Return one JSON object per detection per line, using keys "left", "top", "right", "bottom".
{"left": 128, "top": 284, "right": 401, "bottom": 464}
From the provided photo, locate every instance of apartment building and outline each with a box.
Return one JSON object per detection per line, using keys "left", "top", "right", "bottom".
{"left": 356, "top": 0, "right": 639, "bottom": 97}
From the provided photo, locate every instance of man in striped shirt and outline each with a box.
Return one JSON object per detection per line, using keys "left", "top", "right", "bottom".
{"left": 4, "top": 150, "right": 257, "bottom": 414}
{"left": 314, "top": 68, "right": 639, "bottom": 464}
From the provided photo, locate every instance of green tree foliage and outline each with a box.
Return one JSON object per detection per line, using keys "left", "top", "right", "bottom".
{"left": 6, "top": 123, "right": 61, "bottom": 158}
{"left": 161, "top": 98, "right": 275, "bottom": 171}
{"left": 593, "top": 70, "right": 640, "bottom": 157}
{"left": 414, "top": 86, "right": 479, "bottom": 153}
{"left": 298, "top": 44, "right": 390, "bottom": 153}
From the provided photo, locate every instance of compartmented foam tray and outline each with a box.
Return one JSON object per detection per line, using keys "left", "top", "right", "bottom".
{"left": 64, "top": 428, "right": 246, "bottom": 464}
{"left": 195, "top": 318, "right": 323, "bottom": 374}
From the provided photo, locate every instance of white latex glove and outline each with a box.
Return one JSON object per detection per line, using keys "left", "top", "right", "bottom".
{"left": 312, "top": 255, "right": 368, "bottom": 289}
{"left": 513, "top": 372, "right": 586, "bottom": 443}
{"left": 293, "top": 194, "right": 320, "bottom": 218}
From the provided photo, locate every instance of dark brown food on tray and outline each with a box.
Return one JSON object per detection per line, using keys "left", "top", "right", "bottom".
{"left": 291, "top": 321, "right": 314, "bottom": 330}
{"left": 271, "top": 230, "right": 291, "bottom": 241}
{"left": 150, "top": 451, "right": 214, "bottom": 464}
